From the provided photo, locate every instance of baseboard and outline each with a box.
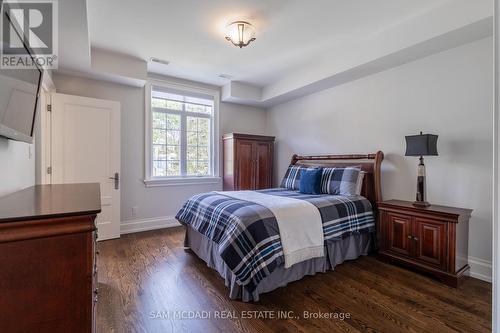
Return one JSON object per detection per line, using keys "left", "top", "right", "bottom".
{"left": 121, "top": 216, "right": 181, "bottom": 235}
{"left": 467, "top": 256, "right": 492, "bottom": 283}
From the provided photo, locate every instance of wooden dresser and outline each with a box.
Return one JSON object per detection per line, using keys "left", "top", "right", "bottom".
{"left": 223, "top": 133, "right": 275, "bottom": 190}
{"left": 0, "top": 183, "right": 101, "bottom": 333}
{"left": 378, "top": 200, "right": 472, "bottom": 287}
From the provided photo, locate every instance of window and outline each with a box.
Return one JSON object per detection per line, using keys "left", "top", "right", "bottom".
{"left": 145, "top": 82, "right": 219, "bottom": 186}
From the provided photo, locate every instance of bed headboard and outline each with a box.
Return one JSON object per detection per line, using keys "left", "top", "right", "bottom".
{"left": 290, "top": 151, "right": 384, "bottom": 209}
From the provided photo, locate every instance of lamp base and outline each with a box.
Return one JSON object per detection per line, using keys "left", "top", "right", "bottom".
{"left": 413, "top": 200, "right": 430, "bottom": 208}
{"left": 414, "top": 156, "right": 430, "bottom": 208}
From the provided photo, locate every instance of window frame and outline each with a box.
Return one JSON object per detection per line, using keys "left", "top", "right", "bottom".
{"left": 144, "top": 79, "right": 220, "bottom": 187}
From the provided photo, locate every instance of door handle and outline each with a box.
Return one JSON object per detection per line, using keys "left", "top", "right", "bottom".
{"left": 109, "top": 172, "right": 119, "bottom": 190}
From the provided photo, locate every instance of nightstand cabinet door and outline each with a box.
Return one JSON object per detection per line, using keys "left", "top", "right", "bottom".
{"left": 413, "top": 218, "right": 447, "bottom": 270}
{"left": 386, "top": 213, "right": 413, "bottom": 257}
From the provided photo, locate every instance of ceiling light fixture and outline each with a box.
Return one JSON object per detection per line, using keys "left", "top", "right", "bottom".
{"left": 225, "top": 21, "right": 256, "bottom": 48}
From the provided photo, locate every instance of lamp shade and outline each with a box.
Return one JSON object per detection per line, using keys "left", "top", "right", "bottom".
{"left": 405, "top": 133, "right": 438, "bottom": 156}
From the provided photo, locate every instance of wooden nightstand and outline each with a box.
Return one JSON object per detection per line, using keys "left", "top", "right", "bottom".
{"left": 377, "top": 200, "right": 472, "bottom": 287}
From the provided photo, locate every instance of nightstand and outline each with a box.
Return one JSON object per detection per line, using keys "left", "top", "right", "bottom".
{"left": 377, "top": 200, "right": 472, "bottom": 287}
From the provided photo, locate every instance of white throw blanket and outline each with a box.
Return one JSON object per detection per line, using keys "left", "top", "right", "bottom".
{"left": 216, "top": 191, "right": 324, "bottom": 268}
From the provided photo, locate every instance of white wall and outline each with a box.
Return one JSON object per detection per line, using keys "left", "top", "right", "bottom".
{"left": 0, "top": 71, "right": 49, "bottom": 197}
{"left": 0, "top": 138, "right": 35, "bottom": 197}
{"left": 266, "top": 37, "right": 493, "bottom": 272}
{"left": 52, "top": 73, "right": 267, "bottom": 228}
{"left": 0, "top": 71, "right": 51, "bottom": 197}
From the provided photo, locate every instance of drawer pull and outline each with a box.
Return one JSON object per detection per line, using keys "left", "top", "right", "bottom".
{"left": 93, "top": 288, "right": 99, "bottom": 303}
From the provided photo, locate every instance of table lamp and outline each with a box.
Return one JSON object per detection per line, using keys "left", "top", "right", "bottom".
{"left": 405, "top": 132, "right": 438, "bottom": 207}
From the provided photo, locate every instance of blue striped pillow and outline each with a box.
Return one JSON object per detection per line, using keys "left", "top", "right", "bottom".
{"left": 320, "top": 167, "right": 361, "bottom": 195}
{"left": 280, "top": 164, "right": 304, "bottom": 190}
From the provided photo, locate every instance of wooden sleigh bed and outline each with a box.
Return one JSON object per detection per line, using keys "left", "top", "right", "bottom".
{"left": 178, "top": 151, "right": 384, "bottom": 302}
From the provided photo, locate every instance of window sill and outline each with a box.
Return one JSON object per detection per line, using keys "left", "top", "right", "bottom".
{"left": 143, "top": 176, "right": 222, "bottom": 187}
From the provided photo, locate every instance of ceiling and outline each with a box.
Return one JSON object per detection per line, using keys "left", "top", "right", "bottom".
{"left": 86, "top": 0, "right": 446, "bottom": 87}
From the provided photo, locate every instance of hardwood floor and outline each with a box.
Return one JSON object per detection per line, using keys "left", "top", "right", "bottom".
{"left": 97, "top": 227, "right": 491, "bottom": 333}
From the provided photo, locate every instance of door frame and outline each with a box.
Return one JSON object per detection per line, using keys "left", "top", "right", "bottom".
{"left": 494, "top": 0, "right": 499, "bottom": 329}
{"left": 36, "top": 71, "right": 56, "bottom": 185}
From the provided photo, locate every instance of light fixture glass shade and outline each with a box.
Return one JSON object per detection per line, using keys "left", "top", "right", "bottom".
{"left": 225, "top": 21, "right": 256, "bottom": 48}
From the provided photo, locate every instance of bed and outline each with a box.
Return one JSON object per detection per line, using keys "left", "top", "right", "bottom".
{"left": 176, "top": 152, "right": 384, "bottom": 302}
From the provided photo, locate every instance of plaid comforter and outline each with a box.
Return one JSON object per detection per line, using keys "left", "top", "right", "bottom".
{"left": 175, "top": 188, "right": 375, "bottom": 293}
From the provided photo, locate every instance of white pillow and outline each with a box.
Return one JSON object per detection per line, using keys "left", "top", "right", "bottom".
{"left": 355, "top": 171, "right": 365, "bottom": 195}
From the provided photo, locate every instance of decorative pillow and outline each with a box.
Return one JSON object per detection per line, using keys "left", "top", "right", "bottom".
{"left": 299, "top": 168, "right": 322, "bottom": 195}
{"left": 355, "top": 171, "right": 365, "bottom": 196}
{"left": 320, "top": 167, "right": 361, "bottom": 196}
{"left": 280, "top": 164, "right": 304, "bottom": 190}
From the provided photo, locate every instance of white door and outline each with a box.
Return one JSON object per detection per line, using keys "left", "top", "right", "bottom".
{"left": 51, "top": 93, "right": 121, "bottom": 240}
